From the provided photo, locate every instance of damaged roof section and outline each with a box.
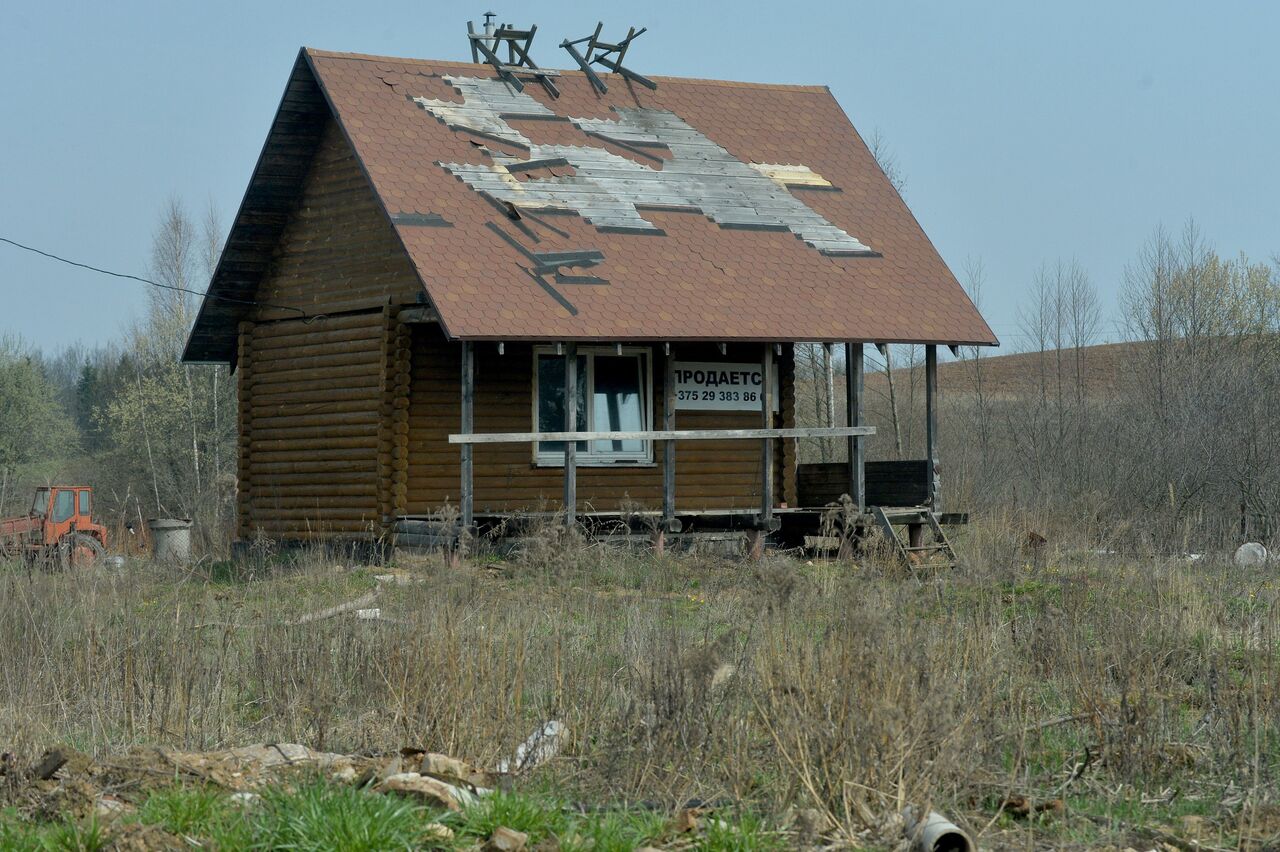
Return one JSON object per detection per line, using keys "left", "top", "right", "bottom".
{"left": 186, "top": 47, "right": 997, "bottom": 363}
{"left": 419, "top": 76, "right": 874, "bottom": 254}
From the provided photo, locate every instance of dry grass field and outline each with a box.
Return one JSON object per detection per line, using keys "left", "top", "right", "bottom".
{"left": 862, "top": 342, "right": 1149, "bottom": 402}
{"left": 2, "top": 521, "right": 1279, "bottom": 849}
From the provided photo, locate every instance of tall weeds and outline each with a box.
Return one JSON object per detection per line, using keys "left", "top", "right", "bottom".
{"left": 2, "top": 523, "right": 1278, "bottom": 836}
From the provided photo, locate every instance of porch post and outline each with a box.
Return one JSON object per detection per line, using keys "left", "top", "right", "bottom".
{"left": 460, "top": 341, "right": 474, "bottom": 531}
{"left": 662, "top": 346, "right": 677, "bottom": 529}
{"left": 845, "top": 342, "right": 865, "bottom": 513}
{"left": 925, "top": 343, "right": 939, "bottom": 513}
{"left": 563, "top": 342, "right": 578, "bottom": 528}
{"left": 760, "top": 343, "right": 774, "bottom": 525}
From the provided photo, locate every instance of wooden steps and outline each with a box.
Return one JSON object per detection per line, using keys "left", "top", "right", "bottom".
{"left": 871, "top": 506, "right": 957, "bottom": 568}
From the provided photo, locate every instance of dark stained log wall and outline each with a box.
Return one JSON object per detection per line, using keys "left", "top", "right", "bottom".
{"left": 253, "top": 118, "right": 421, "bottom": 321}
{"left": 796, "top": 460, "right": 930, "bottom": 508}
{"left": 237, "top": 117, "right": 423, "bottom": 538}
{"left": 242, "top": 312, "right": 386, "bottom": 537}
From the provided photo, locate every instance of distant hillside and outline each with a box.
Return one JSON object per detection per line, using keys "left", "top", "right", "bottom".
{"left": 866, "top": 341, "right": 1150, "bottom": 399}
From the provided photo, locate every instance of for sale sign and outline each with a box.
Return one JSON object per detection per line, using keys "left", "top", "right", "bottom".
{"left": 671, "top": 362, "right": 781, "bottom": 411}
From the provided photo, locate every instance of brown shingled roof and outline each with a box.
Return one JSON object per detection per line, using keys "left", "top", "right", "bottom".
{"left": 185, "top": 47, "right": 996, "bottom": 362}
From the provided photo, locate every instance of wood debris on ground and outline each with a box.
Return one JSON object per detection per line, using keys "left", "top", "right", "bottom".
{"left": 3, "top": 741, "right": 498, "bottom": 824}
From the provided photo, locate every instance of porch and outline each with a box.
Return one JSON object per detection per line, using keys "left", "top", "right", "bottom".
{"left": 403, "top": 337, "right": 955, "bottom": 561}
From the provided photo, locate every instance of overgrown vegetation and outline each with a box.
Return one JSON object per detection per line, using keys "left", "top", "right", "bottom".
{"left": 796, "top": 220, "right": 1280, "bottom": 551}
{"left": 2, "top": 523, "right": 1279, "bottom": 848}
{"left": 0, "top": 198, "right": 234, "bottom": 555}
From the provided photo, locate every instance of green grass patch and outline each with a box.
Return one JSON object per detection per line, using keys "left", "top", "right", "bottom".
{"left": 137, "top": 784, "right": 234, "bottom": 836}
{"left": 451, "top": 790, "right": 570, "bottom": 844}
{"left": 251, "top": 780, "right": 446, "bottom": 851}
{"left": 0, "top": 783, "right": 786, "bottom": 851}
{"left": 0, "top": 811, "right": 109, "bottom": 852}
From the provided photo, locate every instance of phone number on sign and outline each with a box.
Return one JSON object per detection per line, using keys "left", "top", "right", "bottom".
{"left": 677, "top": 389, "right": 761, "bottom": 403}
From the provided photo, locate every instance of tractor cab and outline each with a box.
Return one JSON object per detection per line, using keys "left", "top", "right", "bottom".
{"left": 1, "top": 486, "right": 106, "bottom": 567}
{"left": 32, "top": 485, "right": 94, "bottom": 531}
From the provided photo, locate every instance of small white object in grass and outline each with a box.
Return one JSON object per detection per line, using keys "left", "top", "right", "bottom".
{"left": 496, "top": 720, "right": 566, "bottom": 773}
{"left": 424, "top": 823, "right": 455, "bottom": 841}
{"left": 95, "top": 797, "right": 129, "bottom": 818}
{"left": 230, "top": 792, "right": 260, "bottom": 808}
{"left": 356, "top": 608, "right": 382, "bottom": 620}
{"left": 1234, "top": 542, "right": 1268, "bottom": 568}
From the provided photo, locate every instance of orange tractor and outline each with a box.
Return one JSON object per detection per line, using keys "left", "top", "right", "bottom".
{"left": 0, "top": 486, "right": 107, "bottom": 567}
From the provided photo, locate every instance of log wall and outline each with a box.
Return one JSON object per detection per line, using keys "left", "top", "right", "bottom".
{"left": 241, "top": 312, "right": 387, "bottom": 537}
{"left": 253, "top": 118, "right": 421, "bottom": 322}
{"left": 237, "top": 116, "right": 424, "bottom": 539}
{"left": 405, "top": 326, "right": 798, "bottom": 515}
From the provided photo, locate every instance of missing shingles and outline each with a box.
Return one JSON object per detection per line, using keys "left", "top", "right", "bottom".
{"left": 598, "top": 226, "right": 667, "bottom": 236}
{"left": 391, "top": 211, "right": 452, "bottom": 227}
{"left": 820, "top": 248, "right": 882, "bottom": 258}
{"left": 415, "top": 79, "right": 874, "bottom": 253}
{"left": 521, "top": 211, "right": 571, "bottom": 239}
{"left": 520, "top": 265, "right": 579, "bottom": 315}
{"left": 487, "top": 221, "right": 609, "bottom": 314}
{"left": 475, "top": 195, "right": 539, "bottom": 240}
{"left": 581, "top": 131, "right": 668, "bottom": 167}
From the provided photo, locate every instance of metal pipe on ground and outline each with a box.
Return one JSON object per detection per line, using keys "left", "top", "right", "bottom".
{"left": 902, "top": 807, "right": 974, "bottom": 852}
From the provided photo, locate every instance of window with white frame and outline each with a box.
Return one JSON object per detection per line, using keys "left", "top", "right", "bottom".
{"left": 533, "top": 347, "right": 652, "bottom": 465}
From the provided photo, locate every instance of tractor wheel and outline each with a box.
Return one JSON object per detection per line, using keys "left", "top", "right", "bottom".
{"left": 60, "top": 533, "right": 105, "bottom": 569}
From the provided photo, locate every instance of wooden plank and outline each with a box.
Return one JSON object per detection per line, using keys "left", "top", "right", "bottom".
{"left": 663, "top": 345, "right": 676, "bottom": 527}
{"left": 564, "top": 343, "right": 578, "bottom": 527}
{"left": 448, "top": 426, "right": 875, "bottom": 444}
{"left": 460, "top": 340, "right": 474, "bottom": 529}
{"left": 397, "top": 306, "right": 439, "bottom": 324}
{"left": 926, "top": 344, "right": 939, "bottom": 512}
{"left": 845, "top": 342, "right": 865, "bottom": 512}
{"left": 761, "top": 344, "right": 774, "bottom": 524}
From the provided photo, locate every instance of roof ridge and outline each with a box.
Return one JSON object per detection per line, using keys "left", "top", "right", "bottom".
{"left": 303, "top": 47, "right": 830, "bottom": 93}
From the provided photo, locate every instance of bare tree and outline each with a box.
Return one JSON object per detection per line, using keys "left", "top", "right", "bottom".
{"left": 868, "top": 129, "right": 907, "bottom": 197}
{"left": 961, "top": 257, "right": 992, "bottom": 474}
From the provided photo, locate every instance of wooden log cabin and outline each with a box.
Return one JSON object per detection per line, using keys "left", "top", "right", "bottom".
{"left": 183, "top": 41, "right": 997, "bottom": 557}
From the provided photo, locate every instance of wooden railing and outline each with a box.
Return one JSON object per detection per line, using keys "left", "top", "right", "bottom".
{"left": 448, "top": 426, "right": 876, "bottom": 445}
{"left": 447, "top": 425, "right": 876, "bottom": 533}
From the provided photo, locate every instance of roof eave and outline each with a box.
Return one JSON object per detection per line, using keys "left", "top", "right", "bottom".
{"left": 181, "top": 48, "right": 331, "bottom": 366}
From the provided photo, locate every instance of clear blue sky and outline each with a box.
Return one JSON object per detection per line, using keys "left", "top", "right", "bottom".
{"left": 2, "top": 0, "right": 1276, "bottom": 353}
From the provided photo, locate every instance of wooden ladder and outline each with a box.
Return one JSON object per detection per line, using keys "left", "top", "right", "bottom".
{"left": 871, "top": 507, "right": 958, "bottom": 568}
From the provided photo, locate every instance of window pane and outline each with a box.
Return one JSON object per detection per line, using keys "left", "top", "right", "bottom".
{"left": 537, "top": 354, "right": 587, "bottom": 455}
{"left": 32, "top": 489, "right": 49, "bottom": 516}
{"left": 79, "top": 491, "right": 91, "bottom": 514}
{"left": 53, "top": 490, "right": 75, "bottom": 523}
{"left": 592, "top": 355, "right": 645, "bottom": 454}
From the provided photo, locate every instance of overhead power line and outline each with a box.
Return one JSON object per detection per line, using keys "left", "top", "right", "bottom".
{"left": 0, "top": 235, "right": 316, "bottom": 321}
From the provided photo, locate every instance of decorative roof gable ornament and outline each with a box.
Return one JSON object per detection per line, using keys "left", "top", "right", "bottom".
{"left": 414, "top": 77, "right": 875, "bottom": 256}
